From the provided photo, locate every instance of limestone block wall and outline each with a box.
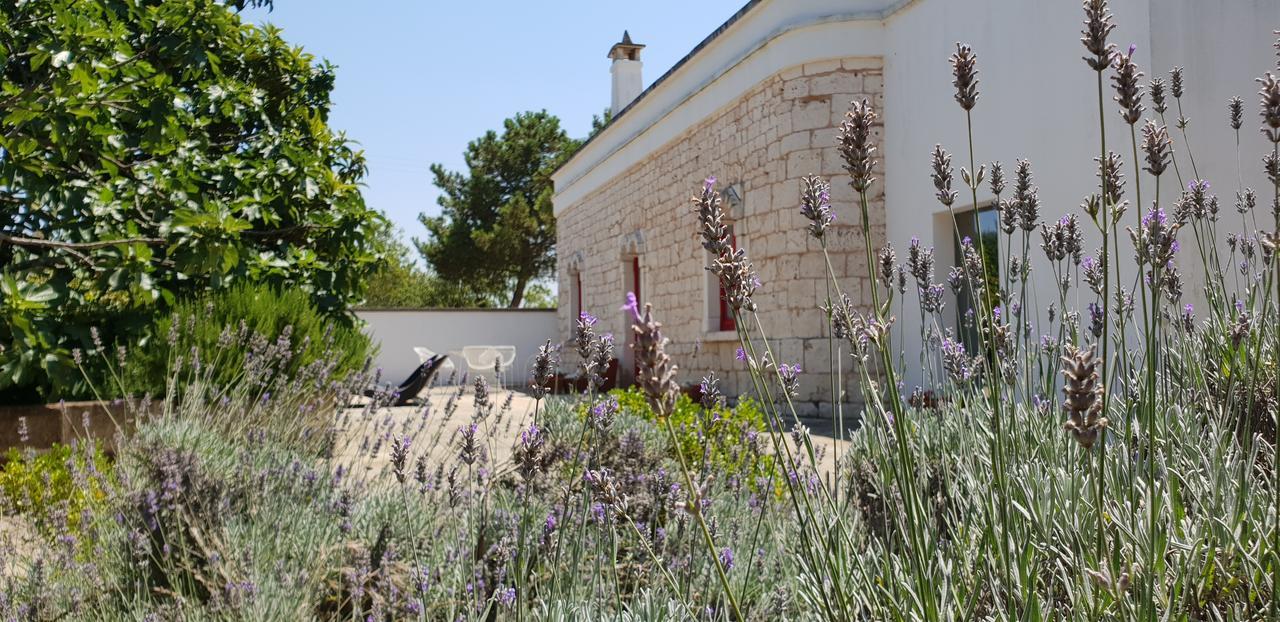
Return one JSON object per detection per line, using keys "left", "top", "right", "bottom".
{"left": 556, "top": 57, "right": 885, "bottom": 414}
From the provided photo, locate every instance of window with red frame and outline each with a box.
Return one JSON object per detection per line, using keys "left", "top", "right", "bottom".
{"left": 717, "top": 229, "right": 737, "bottom": 331}
{"left": 572, "top": 271, "right": 582, "bottom": 320}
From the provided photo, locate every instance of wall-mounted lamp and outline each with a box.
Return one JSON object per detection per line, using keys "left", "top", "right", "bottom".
{"left": 723, "top": 183, "right": 743, "bottom": 208}
{"left": 723, "top": 182, "right": 746, "bottom": 220}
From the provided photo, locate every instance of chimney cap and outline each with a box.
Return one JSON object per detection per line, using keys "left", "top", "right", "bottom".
{"left": 608, "top": 30, "right": 645, "bottom": 60}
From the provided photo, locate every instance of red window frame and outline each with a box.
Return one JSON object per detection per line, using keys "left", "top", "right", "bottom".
{"left": 631, "top": 257, "right": 641, "bottom": 309}
{"left": 631, "top": 256, "right": 642, "bottom": 381}
{"left": 573, "top": 272, "right": 582, "bottom": 319}
{"left": 718, "top": 231, "right": 737, "bottom": 332}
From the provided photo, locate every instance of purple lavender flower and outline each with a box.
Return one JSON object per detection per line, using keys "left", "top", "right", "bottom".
{"left": 1087, "top": 302, "right": 1105, "bottom": 338}
{"left": 529, "top": 339, "right": 557, "bottom": 400}
{"left": 1129, "top": 205, "right": 1180, "bottom": 268}
{"left": 799, "top": 175, "right": 835, "bottom": 239}
{"left": 940, "top": 337, "right": 976, "bottom": 384}
{"left": 699, "top": 373, "right": 724, "bottom": 409}
{"left": 390, "top": 434, "right": 412, "bottom": 484}
{"left": 515, "top": 424, "right": 545, "bottom": 481}
{"left": 457, "top": 423, "right": 484, "bottom": 466}
{"left": 589, "top": 396, "right": 619, "bottom": 432}
{"left": 719, "top": 547, "right": 735, "bottom": 572}
{"left": 907, "top": 237, "right": 935, "bottom": 285}
{"left": 920, "top": 284, "right": 947, "bottom": 314}
{"left": 621, "top": 291, "right": 641, "bottom": 322}
{"left": 543, "top": 513, "right": 558, "bottom": 542}
{"left": 1111, "top": 43, "right": 1146, "bottom": 125}
{"left": 777, "top": 363, "right": 802, "bottom": 398}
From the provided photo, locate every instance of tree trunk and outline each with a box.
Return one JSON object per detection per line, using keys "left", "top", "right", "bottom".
{"left": 508, "top": 273, "right": 529, "bottom": 308}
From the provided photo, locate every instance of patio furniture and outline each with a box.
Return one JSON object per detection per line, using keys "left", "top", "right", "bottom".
{"left": 414, "top": 346, "right": 456, "bottom": 381}
{"left": 459, "top": 345, "right": 516, "bottom": 387}
{"left": 361, "top": 355, "right": 447, "bottom": 406}
{"left": 493, "top": 346, "right": 517, "bottom": 387}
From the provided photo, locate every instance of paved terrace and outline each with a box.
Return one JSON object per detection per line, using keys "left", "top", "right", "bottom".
{"left": 336, "top": 386, "right": 849, "bottom": 486}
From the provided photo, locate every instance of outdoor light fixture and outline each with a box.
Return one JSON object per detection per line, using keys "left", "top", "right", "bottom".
{"left": 723, "top": 182, "right": 743, "bottom": 208}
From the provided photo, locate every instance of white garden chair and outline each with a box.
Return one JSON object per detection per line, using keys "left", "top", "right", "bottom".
{"left": 460, "top": 346, "right": 502, "bottom": 387}
{"left": 492, "top": 346, "right": 517, "bottom": 387}
{"left": 456, "top": 345, "right": 518, "bottom": 388}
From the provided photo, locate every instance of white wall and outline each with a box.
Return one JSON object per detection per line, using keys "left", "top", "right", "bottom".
{"left": 356, "top": 310, "right": 559, "bottom": 388}
{"left": 882, "top": 0, "right": 1278, "bottom": 387}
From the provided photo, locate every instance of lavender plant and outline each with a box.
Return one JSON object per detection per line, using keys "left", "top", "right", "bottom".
{"left": 2, "top": 4, "right": 1279, "bottom": 621}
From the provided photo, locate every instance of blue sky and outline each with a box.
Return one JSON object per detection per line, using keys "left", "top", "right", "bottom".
{"left": 247, "top": 1, "right": 747, "bottom": 248}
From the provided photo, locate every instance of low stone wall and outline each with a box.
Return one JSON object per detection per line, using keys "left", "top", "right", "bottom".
{"left": 0, "top": 401, "right": 135, "bottom": 453}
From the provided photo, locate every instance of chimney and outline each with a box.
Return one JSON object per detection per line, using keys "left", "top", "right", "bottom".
{"left": 608, "top": 31, "right": 645, "bottom": 113}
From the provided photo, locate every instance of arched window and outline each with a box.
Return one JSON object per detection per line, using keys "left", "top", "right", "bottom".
{"left": 716, "top": 227, "right": 737, "bottom": 332}
{"left": 572, "top": 270, "right": 582, "bottom": 320}
{"left": 564, "top": 251, "right": 585, "bottom": 323}
{"left": 705, "top": 181, "right": 745, "bottom": 336}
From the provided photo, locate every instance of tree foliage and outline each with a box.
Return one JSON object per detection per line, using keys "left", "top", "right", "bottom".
{"left": 416, "top": 111, "right": 575, "bottom": 308}
{"left": 361, "top": 225, "right": 492, "bottom": 309}
{"left": 0, "top": 0, "right": 384, "bottom": 401}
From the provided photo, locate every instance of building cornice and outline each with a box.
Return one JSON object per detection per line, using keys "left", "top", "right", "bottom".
{"left": 552, "top": 0, "right": 916, "bottom": 214}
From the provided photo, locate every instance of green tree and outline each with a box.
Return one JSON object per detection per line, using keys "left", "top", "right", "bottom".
{"left": 589, "top": 107, "right": 612, "bottom": 138}
{"left": 0, "top": 0, "right": 384, "bottom": 401}
{"left": 416, "top": 111, "right": 575, "bottom": 308}
{"left": 362, "top": 225, "right": 493, "bottom": 309}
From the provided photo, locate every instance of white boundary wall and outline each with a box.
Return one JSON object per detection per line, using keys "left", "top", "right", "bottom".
{"left": 356, "top": 309, "right": 559, "bottom": 388}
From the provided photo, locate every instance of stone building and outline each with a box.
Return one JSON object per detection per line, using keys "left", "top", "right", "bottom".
{"left": 552, "top": 0, "right": 1279, "bottom": 413}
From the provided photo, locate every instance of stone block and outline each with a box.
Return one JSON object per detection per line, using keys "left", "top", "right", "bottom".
{"left": 783, "top": 79, "right": 809, "bottom": 99}
{"left": 810, "top": 73, "right": 861, "bottom": 96}
{"left": 786, "top": 148, "right": 823, "bottom": 179}
{"left": 793, "top": 99, "right": 831, "bottom": 131}
{"left": 803, "top": 59, "right": 843, "bottom": 75}
{"left": 780, "top": 131, "right": 811, "bottom": 154}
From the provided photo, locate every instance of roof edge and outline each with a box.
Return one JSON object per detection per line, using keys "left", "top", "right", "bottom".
{"left": 554, "top": 0, "right": 915, "bottom": 184}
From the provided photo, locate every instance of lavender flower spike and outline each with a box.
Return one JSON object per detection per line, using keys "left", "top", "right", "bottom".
{"left": 1061, "top": 345, "right": 1107, "bottom": 449}
{"left": 1111, "top": 44, "right": 1145, "bottom": 125}
{"left": 631, "top": 300, "right": 681, "bottom": 417}
{"left": 799, "top": 175, "right": 834, "bottom": 239}
{"left": 777, "top": 363, "right": 802, "bottom": 398}
{"left": 837, "top": 99, "right": 879, "bottom": 192}
{"left": 1081, "top": 0, "right": 1116, "bottom": 72}
{"left": 949, "top": 42, "right": 980, "bottom": 111}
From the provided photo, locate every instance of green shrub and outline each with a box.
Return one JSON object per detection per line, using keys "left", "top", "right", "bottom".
{"left": 0, "top": 443, "right": 113, "bottom": 536}
{"left": 119, "top": 282, "right": 375, "bottom": 396}
{"left": 605, "top": 388, "right": 776, "bottom": 485}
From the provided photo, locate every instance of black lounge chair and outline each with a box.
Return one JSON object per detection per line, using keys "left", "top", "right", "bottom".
{"left": 362, "top": 355, "right": 447, "bottom": 406}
